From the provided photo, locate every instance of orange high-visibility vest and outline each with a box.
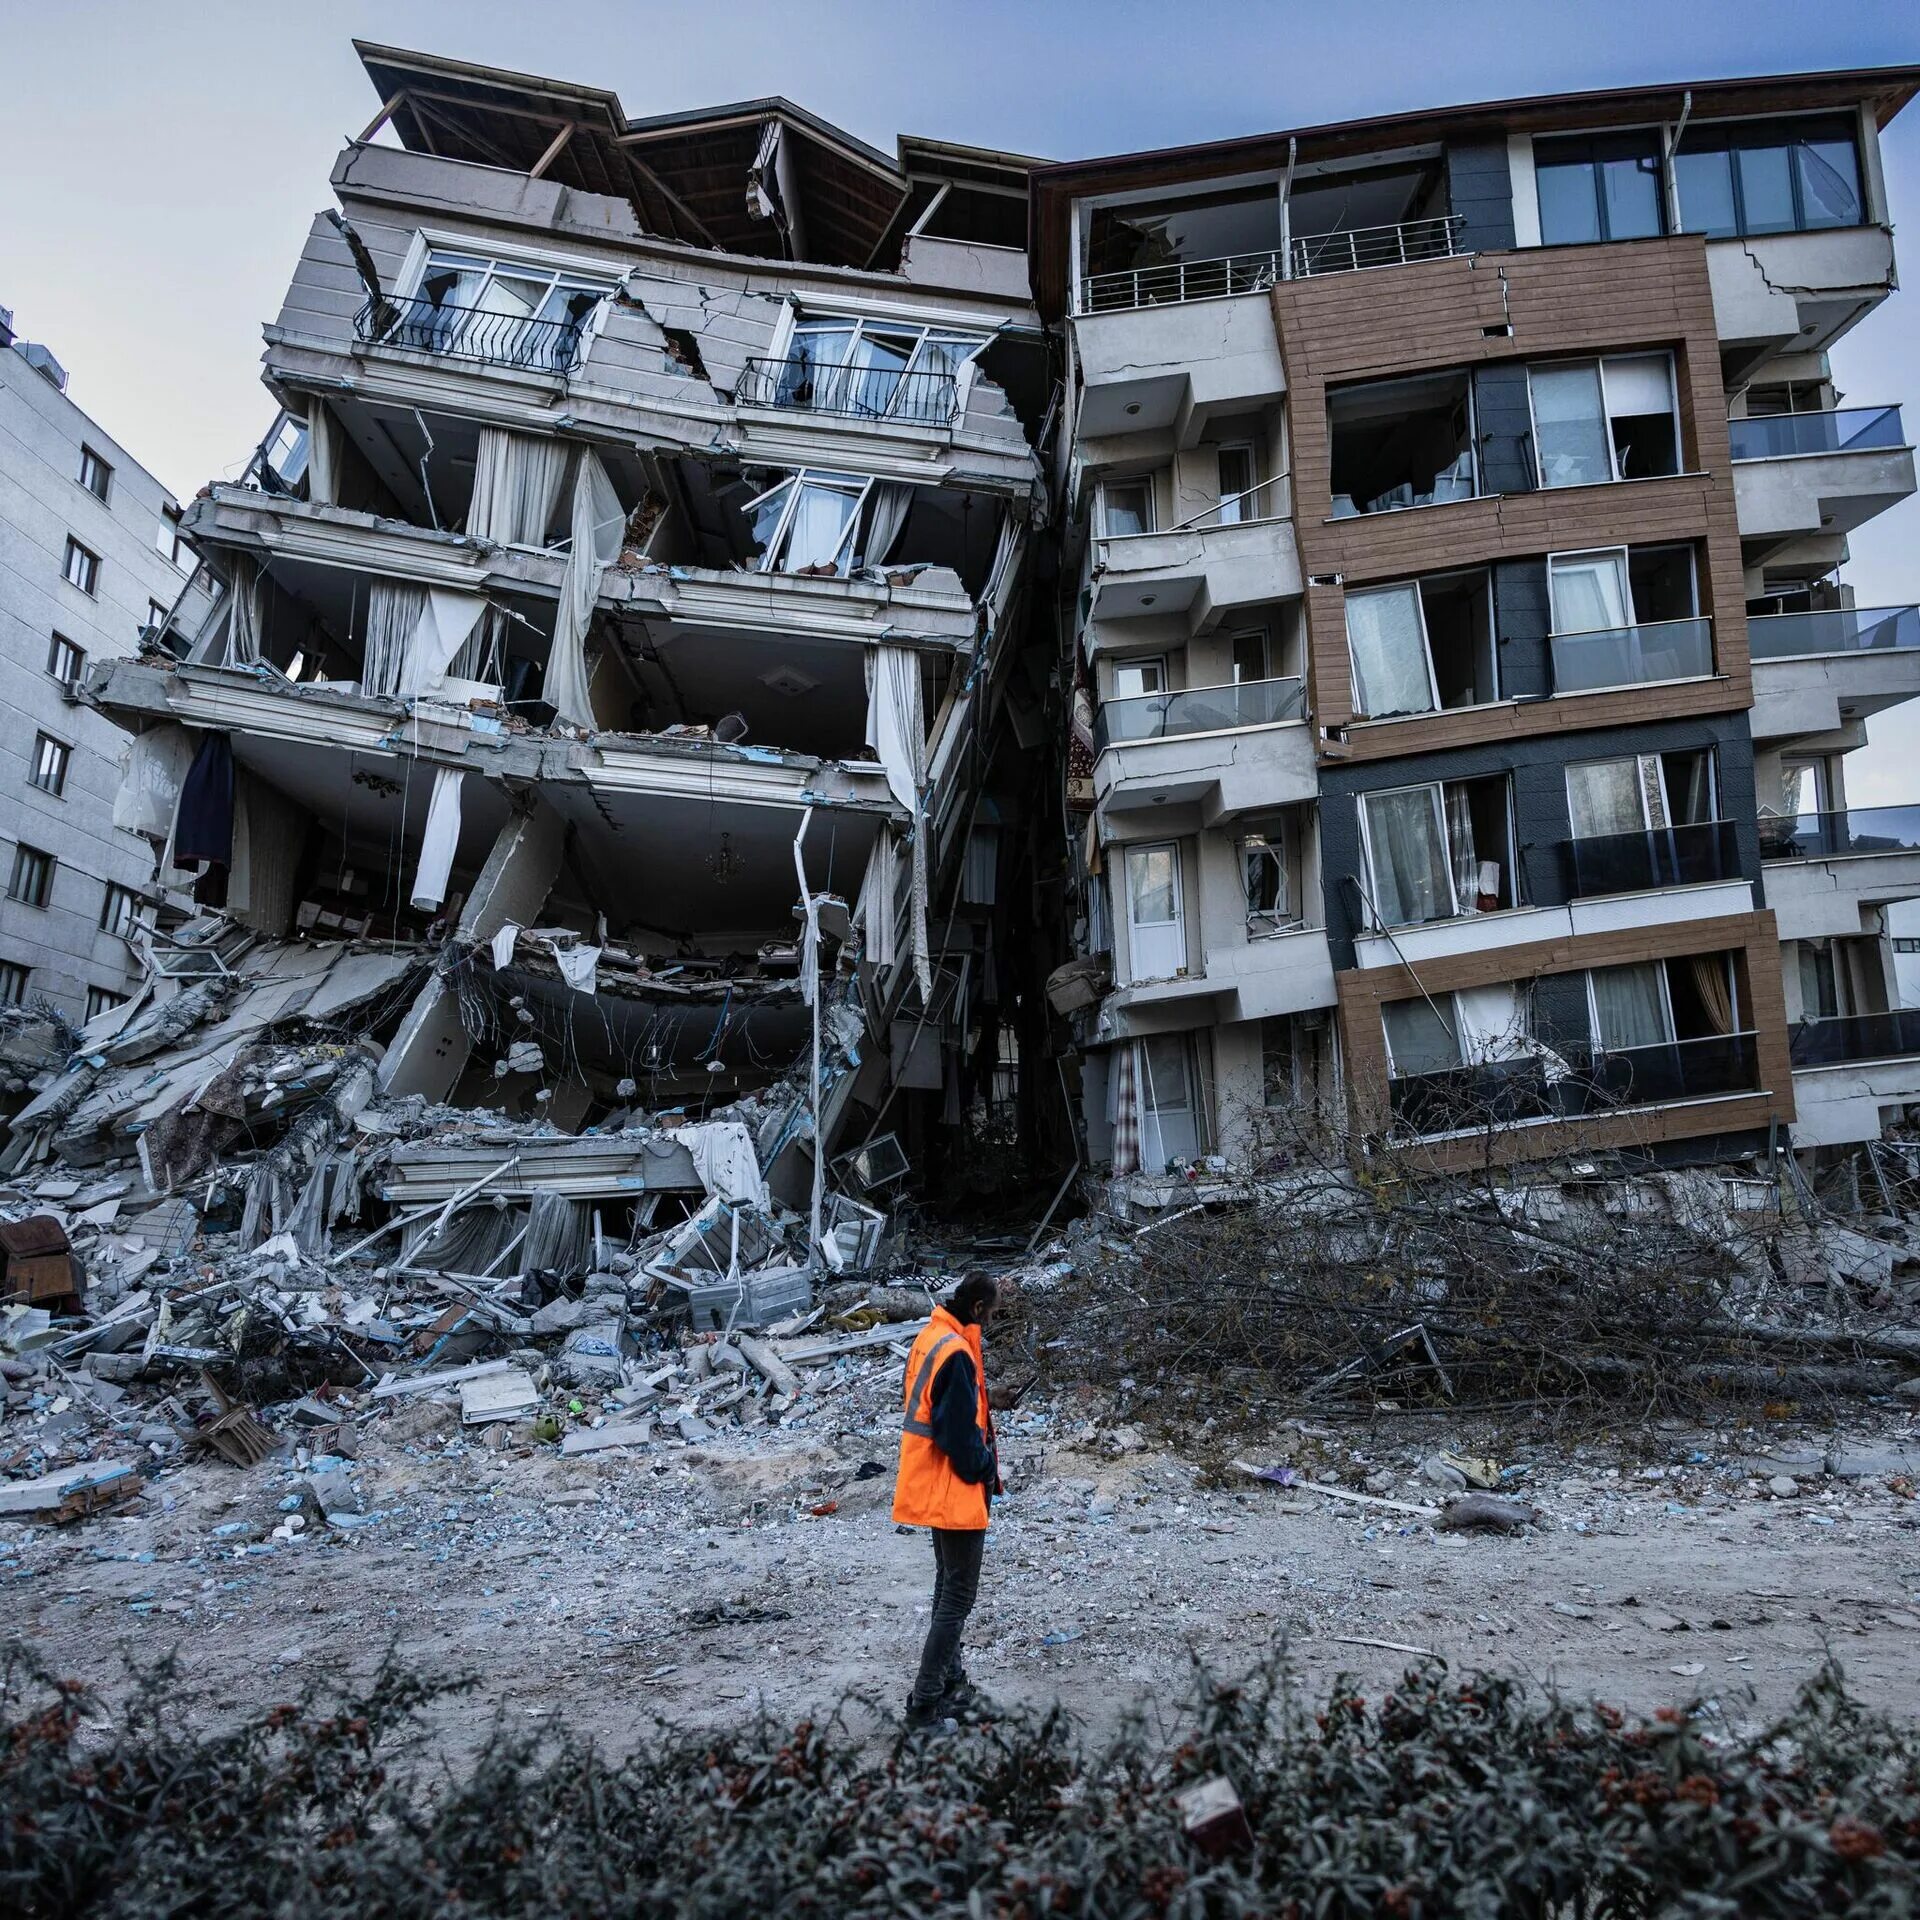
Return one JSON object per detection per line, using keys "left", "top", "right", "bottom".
{"left": 892, "top": 1305, "right": 992, "bottom": 1531}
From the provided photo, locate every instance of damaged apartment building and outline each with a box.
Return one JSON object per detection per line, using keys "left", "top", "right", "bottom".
{"left": 43, "top": 43, "right": 1060, "bottom": 1270}
{"left": 1037, "top": 66, "right": 1920, "bottom": 1195}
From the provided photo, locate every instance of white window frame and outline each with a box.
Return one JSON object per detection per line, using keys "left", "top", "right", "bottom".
{"left": 743, "top": 468, "right": 877, "bottom": 576}
{"left": 1238, "top": 828, "right": 1296, "bottom": 937}
{"left": 766, "top": 306, "right": 990, "bottom": 420}
{"left": 1358, "top": 775, "right": 1516, "bottom": 929}
{"left": 1123, "top": 840, "right": 1187, "bottom": 983}
{"left": 1546, "top": 544, "right": 1699, "bottom": 636}
{"left": 157, "top": 508, "right": 194, "bottom": 571}
{"left": 1099, "top": 475, "right": 1158, "bottom": 539}
{"left": 1527, "top": 350, "right": 1681, "bottom": 489}
{"left": 1346, "top": 581, "right": 1439, "bottom": 715}
{"left": 392, "top": 231, "right": 620, "bottom": 361}
{"left": 28, "top": 734, "right": 70, "bottom": 798}
{"left": 1110, "top": 655, "right": 1167, "bottom": 700}
{"left": 1382, "top": 993, "right": 1464, "bottom": 1077}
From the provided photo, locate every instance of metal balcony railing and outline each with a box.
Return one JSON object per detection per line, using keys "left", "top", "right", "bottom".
{"left": 1564, "top": 819, "right": 1743, "bottom": 898}
{"left": 1390, "top": 1031, "right": 1762, "bottom": 1136}
{"left": 1759, "top": 805, "right": 1920, "bottom": 861}
{"left": 1791, "top": 1009, "right": 1920, "bottom": 1068}
{"left": 355, "top": 295, "right": 590, "bottom": 375}
{"left": 733, "top": 355, "right": 960, "bottom": 425}
{"left": 1549, "top": 615, "right": 1714, "bottom": 695}
{"left": 1288, "top": 214, "right": 1467, "bottom": 279}
{"left": 1076, "top": 216, "right": 1469, "bottom": 313}
{"left": 1748, "top": 604, "right": 1920, "bottom": 660}
{"left": 1095, "top": 675, "right": 1305, "bottom": 750}
{"left": 1728, "top": 405, "right": 1906, "bottom": 462}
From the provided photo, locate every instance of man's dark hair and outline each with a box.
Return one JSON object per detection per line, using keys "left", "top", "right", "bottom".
{"left": 948, "top": 1273, "right": 998, "bottom": 1323}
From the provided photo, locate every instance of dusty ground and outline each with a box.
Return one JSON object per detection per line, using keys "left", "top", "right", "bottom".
{"left": 11, "top": 1379, "right": 1920, "bottom": 1753}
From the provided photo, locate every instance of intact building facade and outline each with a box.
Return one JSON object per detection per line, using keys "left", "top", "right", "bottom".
{"left": 0, "top": 312, "right": 202, "bottom": 1026}
{"left": 1030, "top": 69, "right": 1920, "bottom": 1191}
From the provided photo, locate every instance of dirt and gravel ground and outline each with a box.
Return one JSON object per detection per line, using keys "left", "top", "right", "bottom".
{"left": 12, "top": 1376, "right": 1920, "bottom": 1753}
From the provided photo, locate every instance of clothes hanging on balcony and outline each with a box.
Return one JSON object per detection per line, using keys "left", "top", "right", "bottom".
{"left": 409, "top": 768, "right": 464, "bottom": 913}
{"left": 468, "top": 428, "right": 569, "bottom": 546}
{"left": 866, "top": 644, "right": 930, "bottom": 998}
{"left": 172, "top": 730, "right": 235, "bottom": 871}
{"left": 544, "top": 452, "right": 625, "bottom": 730}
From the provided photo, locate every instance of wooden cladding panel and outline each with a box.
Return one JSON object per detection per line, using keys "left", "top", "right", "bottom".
{"left": 1334, "top": 909, "right": 1795, "bottom": 1156}
{"left": 1273, "top": 237, "right": 1751, "bottom": 757}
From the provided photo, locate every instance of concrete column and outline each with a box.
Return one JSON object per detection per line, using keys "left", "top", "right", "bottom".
{"left": 378, "top": 793, "right": 566, "bottom": 1101}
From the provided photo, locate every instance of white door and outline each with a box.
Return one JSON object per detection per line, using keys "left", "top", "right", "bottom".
{"left": 1139, "top": 1035, "right": 1202, "bottom": 1166}
{"left": 1125, "top": 842, "right": 1186, "bottom": 981}
{"left": 1113, "top": 656, "right": 1167, "bottom": 699}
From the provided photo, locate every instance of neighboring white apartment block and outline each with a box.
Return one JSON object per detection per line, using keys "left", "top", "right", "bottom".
{"left": 0, "top": 311, "right": 196, "bottom": 1024}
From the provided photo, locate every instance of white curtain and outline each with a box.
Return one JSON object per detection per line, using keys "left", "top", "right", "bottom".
{"left": 398, "top": 589, "right": 489, "bottom": 701}
{"left": 227, "top": 771, "right": 304, "bottom": 936}
{"left": 468, "top": 428, "right": 569, "bottom": 546}
{"left": 1364, "top": 787, "right": 1453, "bottom": 926}
{"left": 1531, "top": 363, "right": 1610, "bottom": 486}
{"left": 114, "top": 724, "right": 196, "bottom": 838}
{"left": 1567, "top": 758, "right": 1646, "bottom": 838}
{"left": 306, "top": 402, "right": 341, "bottom": 507}
{"left": 1455, "top": 984, "right": 1530, "bottom": 1063}
{"left": 860, "top": 483, "right": 913, "bottom": 569}
{"left": 1346, "top": 585, "right": 1434, "bottom": 718}
{"left": 866, "top": 644, "right": 930, "bottom": 997}
{"left": 1549, "top": 551, "right": 1630, "bottom": 633}
{"left": 225, "top": 557, "right": 264, "bottom": 667}
{"left": 855, "top": 828, "right": 899, "bottom": 972}
{"left": 1590, "top": 962, "right": 1671, "bottom": 1052}
{"left": 544, "top": 452, "right": 625, "bottom": 731}
{"left": 409, "top": 768, "right": 465, "bottom": 913}
{"left": 1444, "top": 785, "right": 1480, "bottom": 914}
{"left": 363, "top": 580, "right": 427, "bottom": 698}
{"left": 785, "top": 481, "right": 860, "bottom": 571}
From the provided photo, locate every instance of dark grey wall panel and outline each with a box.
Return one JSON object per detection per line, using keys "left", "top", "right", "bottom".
{"left": 1446, "top": 141, "right": 1518, "bottom": 254}
{"left": 1473, "top": 363, "right": 1536, "bottom": 499}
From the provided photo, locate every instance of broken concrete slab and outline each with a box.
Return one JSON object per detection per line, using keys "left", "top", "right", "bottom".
{"left": 460, "top": 1367, "right": 540, "bottom": 1425}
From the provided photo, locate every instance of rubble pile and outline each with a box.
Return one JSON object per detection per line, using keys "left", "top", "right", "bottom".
{"left": 0, "top": 914, "right": 1005, "bottom": 1524}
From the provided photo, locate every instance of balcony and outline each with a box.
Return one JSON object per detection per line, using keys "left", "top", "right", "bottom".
{"left": 1749, "top": 606, "right": 1920, "bottom": 743}
{"left": 1549, "top": 615, "right": 1714, "bottom": 696}
{"left": 1730, "top": 406, "right": 1915, "bottom": 558}
{"left": 733, "top": 355, "right": 959, "bottom": 426}
{"left": 1707, "top": 226, "right": 1897, "bottom": 370}
{"left": 1094, "top": 677, "right": 1315, "bottom": 817}
{"left": 1089, "top": 504, "right": 1302, "bottom": 626}
{"left": 1389, "top": 1031, "right": 1762, "bottom": 1137}
{"left": 1106, "top": 922, "right": 1337, "bottom": 1034}
{"left": 1759, "top": 805, "right": 1920, "bottom": 940}
{"left": 1095, "top": 675, "right": 1305, "bottom": 750}
{"left": 1789, "top": 1010, "right": 1920, "bottom": 1148}
{"left": 353, "top": 295, "right": 589, "bottom": 376}
{"left": 1564, "top": 820, "right": 1743, "bottom": 898}
{"left": 1288, "top": 215, "right": 1467, "bottom": 279}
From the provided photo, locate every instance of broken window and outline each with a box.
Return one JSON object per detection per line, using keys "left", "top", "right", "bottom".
{"left": 1360, "top": 774, "right": 1514, "bottom": 929}
{"left": 1676, "top": 116, "right": 1863, "bottom": 238}
{"left": 766, "top": 315, "right": 985, "bottom": 424}
{"left": 1238, "top": 812, "right": 1303, "bottom": 937}
{"left": 1328, "top": 370, "right": 1476, "bottom": 517}
{"left": 1529, "top": 352, "right": 1679, "bottom": 487}
{"left": 386, "top": 248, "right": 610, "bottom": 371}
{"left": 1548, "top": 543, "right": 1706, "bottom": 691}
{"left": 747, "top": 471, "right": 869, "bottom": 575}
{"left": 1139, "top": 1032, "right": 1206, "bottom": 1166}
{"left": 1286, "top": 157, "right": 1452, "bottom": 274}
{"left": 1083, "top": 183, "right": 1284, "bottom": 303}
{"left": 1345, "top": 569, "right": 1496, "bottom": 719}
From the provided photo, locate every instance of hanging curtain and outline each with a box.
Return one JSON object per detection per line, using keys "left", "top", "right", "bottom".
{"left": 784, "top": 481, "right": 859, "bottom": 571}
{"left": 860, "top": 483, "right": 913, "bottom": 570}
{"left": 227, "top": 771, "right": 304, "bottom": 937}
{"left": 1364, "top": 788, "right": 1453, "bottom": 926}
{"left": 1566, "top": 758, "right": 1645, "bottom": 839}
{"left": 306, "top": 402, "right": 341, "bottom": 507}
{"left": 1690, "top": 956, "right": 1735, "bottom": 1034}
{"left": 363, "top": 579, "right": 427, "bottom": 697}
{"left": 1589, "top": 962, "right": 1671, "bottom": 1052}
{"left": 1443, "top": 786, "right": 1480, "bottom": 915}
{"left": 409, "top": 768, "right": 465, "bottom": 912}
{"left": 225, "top": 557, "right": 264, "bottom": 667}
{"left": 865, "top": 644, "right": 931, "bottom": 998}
{"left": 1454, "top": 984, "right": 1529, "bottom": 1063}
{"left": 1549, "top": 551, "right": 1629, "bottom": 633}
{"left": 1346, "top": 585, "right": 1434, "bottom": 718}
{"left": 398, "top": 589, "right": 489, "bottom": 700}
{"left": 1111, "top": 1043, "right": 1141, "bottom": 1175}
{"left": 543, "top": 452, "right": 624, "bottom": 730}
{"left": 467, "top": 428, "right": 569, "bottom": 545}
{"left": 855, "top": 829, "right": 899, "bottom": 972}
{"left": 114, "top": 724, "right": 197, "bottom": 838}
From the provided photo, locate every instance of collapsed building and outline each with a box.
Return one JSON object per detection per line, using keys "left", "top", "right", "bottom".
{"left": 31, "top": 43, "right": 1071, "bottom": 1290}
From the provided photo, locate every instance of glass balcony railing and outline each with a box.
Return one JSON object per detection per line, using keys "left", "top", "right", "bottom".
{"left": 1095, "top": 675, "right": 1305, "bottom": 750}
{"left": 1748, "top": 604, "right": 1920, "bottom": 660}
{"left": 1549, "top": 615, "right": 1714, "bottom": 695}
{"left": 1728, "top": 405, "right": 1906, "bottom": 462}
{"left": 1791, "top": 1009, "right": 1920, "bottom": 1067}
{"left": 1389, "top": 1032, "right": 1761, "bottom": 1136}
{"left": 1565, "top": 819, "right": 1743, "bottom": 897}
{"left": 1759, "top": 806, "right": 1920, "bottom": 861}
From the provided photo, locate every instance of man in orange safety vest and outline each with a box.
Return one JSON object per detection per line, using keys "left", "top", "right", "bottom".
{"left": 893, "top": 1272, "right": 1002, "bottom": 1727}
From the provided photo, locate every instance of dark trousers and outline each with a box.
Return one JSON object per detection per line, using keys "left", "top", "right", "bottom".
{"left": 910, "top": 1526, "right": 985, "bottom": 1705}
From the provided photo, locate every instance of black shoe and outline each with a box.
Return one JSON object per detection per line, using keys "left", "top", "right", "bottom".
{"left": 904, "top": 1692, "right": 953, "bottom": 1731}
{"left": 940, "top": 1676, "right": 997, "bottom": 1721}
